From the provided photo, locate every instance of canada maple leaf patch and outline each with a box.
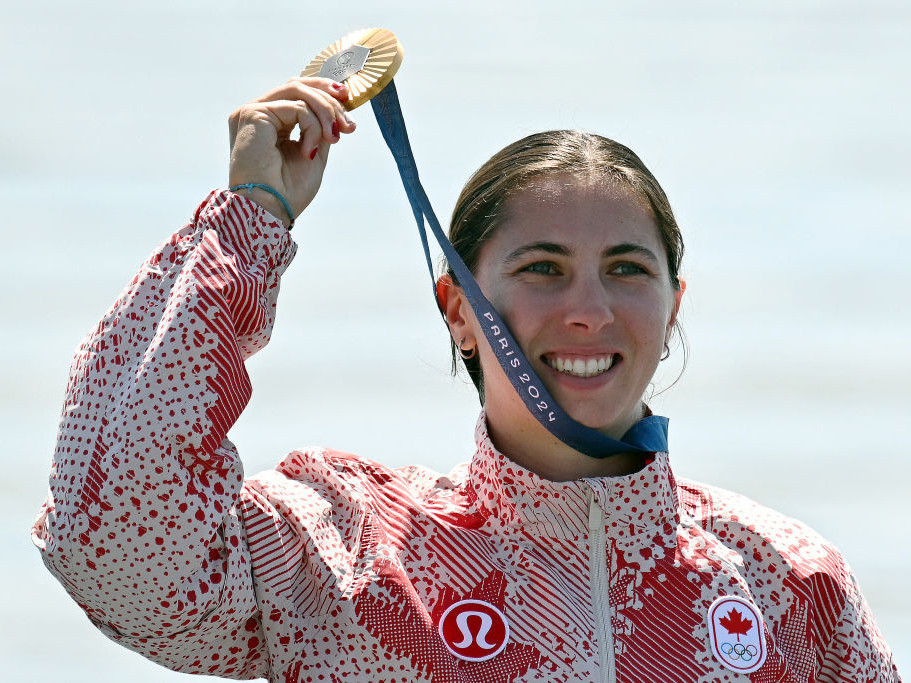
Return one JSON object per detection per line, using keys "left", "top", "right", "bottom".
{"left": 706, "top": 596, "right": 767, "bottom": 674}
{"left": 718, "top": 608, "right": 752, "bottom": 641}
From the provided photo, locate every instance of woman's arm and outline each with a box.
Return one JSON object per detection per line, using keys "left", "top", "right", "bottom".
{"left": 31, "top": 78, "right": 354, "bottom": 677}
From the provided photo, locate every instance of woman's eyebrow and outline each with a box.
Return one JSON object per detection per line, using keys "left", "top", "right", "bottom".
{"left": 604, "top": 243, "right": 660, "bottom": 264}
{"left": 503, "top": 241, "right": 660, "bottom": 265}
{"left": 502, "top": 241, "right": 570, "bottom": 265}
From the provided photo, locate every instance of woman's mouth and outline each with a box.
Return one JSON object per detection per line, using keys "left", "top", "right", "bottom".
{"left": 543, "top": 354, "right": 618, "bottom": 378}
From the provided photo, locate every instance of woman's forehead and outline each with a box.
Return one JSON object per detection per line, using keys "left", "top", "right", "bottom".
{"left": 495, "top": 174, "right": 661, "bottom": 247}
{"left": 511, "top": 172, "right": 650, "bottom": 207}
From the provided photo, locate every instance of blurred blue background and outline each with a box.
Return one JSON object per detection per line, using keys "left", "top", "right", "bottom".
{"left": 1, "top": 0, "right": 907, "bottom": 679}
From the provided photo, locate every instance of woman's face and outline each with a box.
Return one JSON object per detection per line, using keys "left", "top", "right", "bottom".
{"left": 466, "top": 174, "right": 683, "bottom": 441}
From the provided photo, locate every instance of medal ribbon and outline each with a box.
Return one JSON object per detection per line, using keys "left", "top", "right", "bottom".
{"left": 370, "top": 81, "right": 669, "bottom": 457}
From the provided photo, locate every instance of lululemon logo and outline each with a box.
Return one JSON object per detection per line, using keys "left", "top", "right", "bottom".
{"left": 438, "top": 599, "right": 510, "bottom": 662}
{"left": 707, "top": 595, "right": 767, "bottom": 674}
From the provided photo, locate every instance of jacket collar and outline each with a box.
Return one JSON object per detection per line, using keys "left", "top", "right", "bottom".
{"left": 467, "top": 413, "right": 679, "bottom": 540}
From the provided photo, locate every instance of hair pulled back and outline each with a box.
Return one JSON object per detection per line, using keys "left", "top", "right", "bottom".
{"left": 445, "top": 130, "right": 684, "bottom": 399}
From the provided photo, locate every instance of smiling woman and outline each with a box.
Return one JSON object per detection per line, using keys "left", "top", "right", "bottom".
{"left": 31, "top": 78, "right": 900, "bottom": 682}
{"left": 445, "top": 132, "right": 684, "bottom": 400}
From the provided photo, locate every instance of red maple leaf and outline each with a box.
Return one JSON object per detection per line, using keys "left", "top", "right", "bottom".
{"left": 719, "top": 608, "right": 752, "bottom": 642}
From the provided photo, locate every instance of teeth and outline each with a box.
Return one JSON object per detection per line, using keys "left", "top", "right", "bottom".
{"left": 546, "top": 355, "right": 615, "bottom": 378}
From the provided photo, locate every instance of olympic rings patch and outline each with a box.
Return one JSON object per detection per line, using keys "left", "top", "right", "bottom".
{"left": 720, "top": 642, "right": 759, "bottom": 661}
{"left": 706, "top": 595, "right": 767, "bottom": 673}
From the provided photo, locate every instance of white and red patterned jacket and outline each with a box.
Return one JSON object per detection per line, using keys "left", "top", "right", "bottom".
{"left": 33, "top": 191, "right": 899, "bottom": 682}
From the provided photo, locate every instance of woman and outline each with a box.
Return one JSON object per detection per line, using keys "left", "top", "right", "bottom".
{"left": 32, "top": 78, "right": 899, "bottom": 681}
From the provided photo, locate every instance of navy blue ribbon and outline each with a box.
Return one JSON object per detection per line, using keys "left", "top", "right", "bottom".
{"left": 371, "top": 81, "right": 669, "bottom": 457}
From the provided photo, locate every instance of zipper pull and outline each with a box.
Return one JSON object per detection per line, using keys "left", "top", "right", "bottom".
{"left": 587, "top": 487, "right": 603, "bottom": 532}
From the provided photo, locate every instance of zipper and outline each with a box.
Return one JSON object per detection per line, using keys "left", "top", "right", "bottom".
{"left": 588, "top": 487, "right": 615, "bottom": 683}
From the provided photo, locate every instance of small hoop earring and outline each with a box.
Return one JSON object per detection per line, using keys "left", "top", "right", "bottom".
{"left": 660, "top": 342, "right": 670, "bottom": 361}
{"left": 458, "top": 338, "right": 477, "bottom": 360}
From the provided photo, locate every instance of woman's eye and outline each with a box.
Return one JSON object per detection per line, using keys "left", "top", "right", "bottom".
{"left": 610, "top": 262, "right": 648, "bottom": 276}
{"left": 521, "top": 261, "right": 559, "bottom": 275}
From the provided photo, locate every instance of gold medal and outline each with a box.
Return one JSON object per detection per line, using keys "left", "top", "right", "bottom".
{"left": 301, "top": 28, "right": 404, "bottom": 111}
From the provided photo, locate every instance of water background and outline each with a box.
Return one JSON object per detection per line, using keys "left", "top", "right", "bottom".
{"left": 1, "top": 1, "right": 908, "bottom": 679}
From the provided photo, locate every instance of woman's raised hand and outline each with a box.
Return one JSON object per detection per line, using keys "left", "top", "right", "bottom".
{"left": 228, "top": 77, "right": 357, "bottom": 227}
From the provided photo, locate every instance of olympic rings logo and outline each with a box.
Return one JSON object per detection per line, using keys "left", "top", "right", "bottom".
{"left": 720, "top": 642, "right": 758, "bottom": 661}
{"left": 708, "top": 596, "right": 767, "bottom": 673}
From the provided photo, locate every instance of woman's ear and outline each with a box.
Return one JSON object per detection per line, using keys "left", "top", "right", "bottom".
{"left": 666, "top": 279, "right": 686, "bottom": 339}
{"left": 435, "top": 274, "right": 474, "bottom": 345}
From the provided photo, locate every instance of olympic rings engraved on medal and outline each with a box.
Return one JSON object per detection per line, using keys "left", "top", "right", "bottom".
{"left": 720, "top": 642, "right": 758, "bottom": 661}
{"left": 316, "top": 43, "right": 371, "bottom": 83}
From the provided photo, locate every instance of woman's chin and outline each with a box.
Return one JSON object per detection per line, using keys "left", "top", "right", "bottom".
{"left": 538, "top": 362, "right": 643, "bottom": 439}
{"left": 564, "top": 406, "right": 632, "bottom": 439}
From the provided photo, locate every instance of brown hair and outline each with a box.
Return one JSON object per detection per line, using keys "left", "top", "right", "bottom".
{"left": 446, "top": 130, "right": 685, "bottom": 399}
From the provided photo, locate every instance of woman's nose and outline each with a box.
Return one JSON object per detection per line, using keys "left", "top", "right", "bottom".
{"left": 562, "top": 274, "right": 614, "bottom": 331}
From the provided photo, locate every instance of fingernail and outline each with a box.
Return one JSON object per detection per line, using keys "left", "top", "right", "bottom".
{"left": 331, "top": 82, "right": 344, "bottom": 90}
{"left": 309, "top": 147, "right": 318, "bottom": 160}
{"left": 331, "top": 121, "right": 340, "bottom": 138}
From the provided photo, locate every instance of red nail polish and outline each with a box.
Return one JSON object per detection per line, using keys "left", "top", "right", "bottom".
{"left": 309, "top": 148, "right": 318, "bottom": 160}
{"left": 331, "top": 82, "right": 343, "bottom": 90}
{"left": 332, "top": 121, "right": 340, "bottom": 138}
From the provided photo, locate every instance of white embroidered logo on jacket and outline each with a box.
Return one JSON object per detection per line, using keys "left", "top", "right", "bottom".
{"left": 707, "top": 595, "right": 767, "bottom": 674}
{"left": 438, "top": 599, "right": 510, "bottom": 662}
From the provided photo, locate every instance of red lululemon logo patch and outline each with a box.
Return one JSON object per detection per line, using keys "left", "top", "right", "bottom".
{"left": 438, "top": 599, "right": 510, "bottom": 662}
{"left": 707, "top": 595, "right": 767, "bottom": 673}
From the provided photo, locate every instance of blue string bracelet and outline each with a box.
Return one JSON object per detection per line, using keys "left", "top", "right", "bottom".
{"left": 229, "top": 183, "right": 295, "bottom": 229}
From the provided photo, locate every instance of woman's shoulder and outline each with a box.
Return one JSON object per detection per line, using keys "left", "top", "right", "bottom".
{"left": 677, "top": 477, "right": 834, "bottom": 556}
{"left": 675, "top": 476, "right": 856, "bottom": 591}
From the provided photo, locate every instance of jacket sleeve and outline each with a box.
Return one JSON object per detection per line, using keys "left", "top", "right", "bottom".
{"left": 31, "top": 189, "right": 297, "bottom": 678}
{"left": 816, "top": 566, "right": 902, "bottom": 682}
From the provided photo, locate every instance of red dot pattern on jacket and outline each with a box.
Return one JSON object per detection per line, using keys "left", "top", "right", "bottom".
{"left": 32, "top": 191, "right": 900, "bottom": 682}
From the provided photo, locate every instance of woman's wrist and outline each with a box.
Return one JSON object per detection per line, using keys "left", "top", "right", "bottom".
{"left": 229, "top": 183, "right": 295, "bottom": 229}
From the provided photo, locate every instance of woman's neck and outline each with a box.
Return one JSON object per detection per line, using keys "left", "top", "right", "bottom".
{"left": 484, "top": 406, "right": 649, "bottom": 481}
